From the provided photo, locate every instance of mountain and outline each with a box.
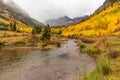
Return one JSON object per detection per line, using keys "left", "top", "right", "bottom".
{"left": 95, "top": 0, "right": 119, "bottom": 14}
{"left": 46, "top": 16, "right": 72, "bottom": 27}
{"left": 61, "top": 1, "right": 120, "bottom": 37}
{"left": 72, "top": 16, "right": 89, "bottom": 25}
{"left": 0, "top": 0, "right": 43, "bottom": 27}
{"left": 46, "top": 15, "right": 88, "bottom": 27}
{"left": 4, "top": 0, "right": 29, "bottom": 17}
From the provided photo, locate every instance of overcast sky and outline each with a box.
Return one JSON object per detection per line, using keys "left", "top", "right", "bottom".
{"left": 12, "top": 0, "right": 105, "bottom": 23}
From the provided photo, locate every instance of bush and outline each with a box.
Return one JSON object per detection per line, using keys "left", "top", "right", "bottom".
{"left": 97, "top": 55, "right": 111, "bottom": 76}
{"left": 13, "top": 41, "right": 27, "bottom": 46}
{"left": 81, "top": 46, "right": 101, "bottom": 56}
{"left": 41, "top": 42, "right": 47, "bottom": 47}
{"left": 83, "top": 55, "right": 111, "bottom": 80}
{"left": 80, "top": 44, "right": 86, "bottom": 49}
{"left": 101, "top": 62, "right": 111, "bottom": 75}
{"left": 40, "top": 40, "right": 61, "bottom": 48}
{"left": 107, "top": 49, "right": 120, "bottom": 59}
{"left": 79, "top": 37, "right": 95, "bottom": 44}
{"left": 0, "top": 42, "right": 4, "bottom": 46}
{"left": 56, "top": 41, "right": 61, "bottom": 47}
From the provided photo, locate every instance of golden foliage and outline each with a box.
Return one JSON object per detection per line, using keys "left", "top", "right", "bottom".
{"left": 16, "top": 21, "right": 33, "bottom": 33}
{"left": 56, "top": 2, "right": 120, "bottom": 37}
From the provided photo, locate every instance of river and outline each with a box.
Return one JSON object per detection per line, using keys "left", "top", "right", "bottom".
{"left": 0, "top": 40, "right": 96, "bottom": 80}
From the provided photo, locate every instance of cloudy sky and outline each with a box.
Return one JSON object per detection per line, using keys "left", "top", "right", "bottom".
{"left": 12, "top": 0, "right": 105, "bottom": 23}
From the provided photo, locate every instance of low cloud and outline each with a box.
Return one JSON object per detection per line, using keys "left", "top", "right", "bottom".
{"left": 13, "top": 0, "right": 105, "bottom": 23}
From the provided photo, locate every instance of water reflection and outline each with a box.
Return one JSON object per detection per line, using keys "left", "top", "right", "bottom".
{"left": 0, "top": 47, "right": 29, "bottom": 63}
{"left": 0, "top": 40, "right": 96, "bottom": 80}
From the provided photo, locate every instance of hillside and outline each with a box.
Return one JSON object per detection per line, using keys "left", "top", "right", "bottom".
{"left": 95, "top": 0, "right": 119, "bottom": 14}
{"left": 4, "top": 0, "right": 29, "bottom": 17}
{"left": 61, "top": 1, "right": 120, "bottom": 37}
{"left": 0, "top": 0, "right": 43, "bottom": 29}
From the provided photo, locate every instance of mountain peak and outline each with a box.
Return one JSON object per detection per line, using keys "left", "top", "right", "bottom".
{"left": 46, "top": 15, "right": 88, "bottom": 27}
{"left": 63, "top": 16, "right": 71, "bottom": 19}
{"left": 95, "top": 0, "right": 119, "bottom": 13}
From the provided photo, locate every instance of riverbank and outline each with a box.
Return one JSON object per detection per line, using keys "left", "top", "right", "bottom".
{"left": 0, "top": 31, "right": 68, "bottom": 50}
{"left": 76, "top": 36, "right": 120, "bottom": 80}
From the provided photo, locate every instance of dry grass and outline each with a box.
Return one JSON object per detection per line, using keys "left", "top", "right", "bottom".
{"left": 0, "top": 36, "right": 28, "bottom": 44}
{"left": 0, "top": 31, "right": 28, "bottom": 38}
{"left": 78, "top": 36, "right": 95, "bottom": 44}
{"left": 107, "top": 49, "right": 120, "bottom": 59}
{"left": 0, "top": 30, "right": 30, "bottom": 45}
{"left": 78, "top": 36, "right": 120, "bottom": 80}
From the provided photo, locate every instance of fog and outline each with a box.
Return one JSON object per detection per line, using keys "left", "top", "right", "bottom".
{"left": 12, "top": 0, "right": 105, "bottom": 23}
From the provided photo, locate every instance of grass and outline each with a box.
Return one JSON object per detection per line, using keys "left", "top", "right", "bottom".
{"left": 0, "top": 36, "right": 28, "bottom": 45}
{"left": 13, "top": 41, "right": 28, "bottom": 46}
{"left": 77, "top": 36, "right": 120, "bottom": 80}
{"left": 0, "top": 31, "right": 28, "bottom": 37}
{"left": 0, "top": 30, "right": 30, "bottom": 46}
{"left": 0, "top": 30, "right": 61, "bottom": 50}
{"left": 39, "top": 40, "right": 61, "bottom": 50}
{"left": 44, "top": 44, "right": 57, "bottom": 49}
{"left": 78, "top": 36, "right": 95, "bottom": 44}
{"left": 60, "top": 37, "right": 68, "bottom": 41}
{"left": 83, "top": 54, "right": 112, "bottom": 80}
{"left": 97, "top": 55, "right": 111, "bottom": 76}
{"left": 81, "top": 46, "right": 101, "bottom": 57}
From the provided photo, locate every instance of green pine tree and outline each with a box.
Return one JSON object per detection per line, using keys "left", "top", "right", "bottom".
{"left": 41, "top": 24, "right": 51, "bottom": 41}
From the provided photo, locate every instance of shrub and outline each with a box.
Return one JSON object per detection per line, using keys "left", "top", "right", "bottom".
{"left": 79, "top": 37, "right": 95, "bottom": 44}
{"left": 0, "top": 42, "right": 4, "bottom": 46}
{"left": 41, "top": 41, "right": 48, "bottom": 47}
{"left": 75, "top": 40, "right": 86, "bottom": 49}
{"left": 107, "top": 49, "right": 120, "bottom": 59}
{"left": 81, "top": 46, "right": 101, "bottom": 56}
{"left": 40, "top": 40, "right": 61, "bottom": 48}
{"left": 80, "top": 43, "right": 86, "bottom": 49}
{"left": 13, "top": 41, "right": 27, "bottom": 46}
{"left": 56, "top": 41, "right": 61, "bottom": 47}
{"left": 97, "top": 55, "right": 111, "bottom": 76}
{"left": 93, "top": 37, "right": 109, "bottom": 49}
{"left": 83, "top": 55, "right": 111, "bottom": 80}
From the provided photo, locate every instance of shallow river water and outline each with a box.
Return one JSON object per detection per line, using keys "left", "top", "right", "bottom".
{"left": 0, "top": 40, "right": 96, "bottom": 80}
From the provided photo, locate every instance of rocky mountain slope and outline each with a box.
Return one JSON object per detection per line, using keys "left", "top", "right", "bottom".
{"left": 95, "top": 0, "right": 119, "bottom": 14}
{"left": 0, "top": 0, "right": 43, "bottom": 27}
{"left": 46, "top": 15, "right": 88, "bottom": 27}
